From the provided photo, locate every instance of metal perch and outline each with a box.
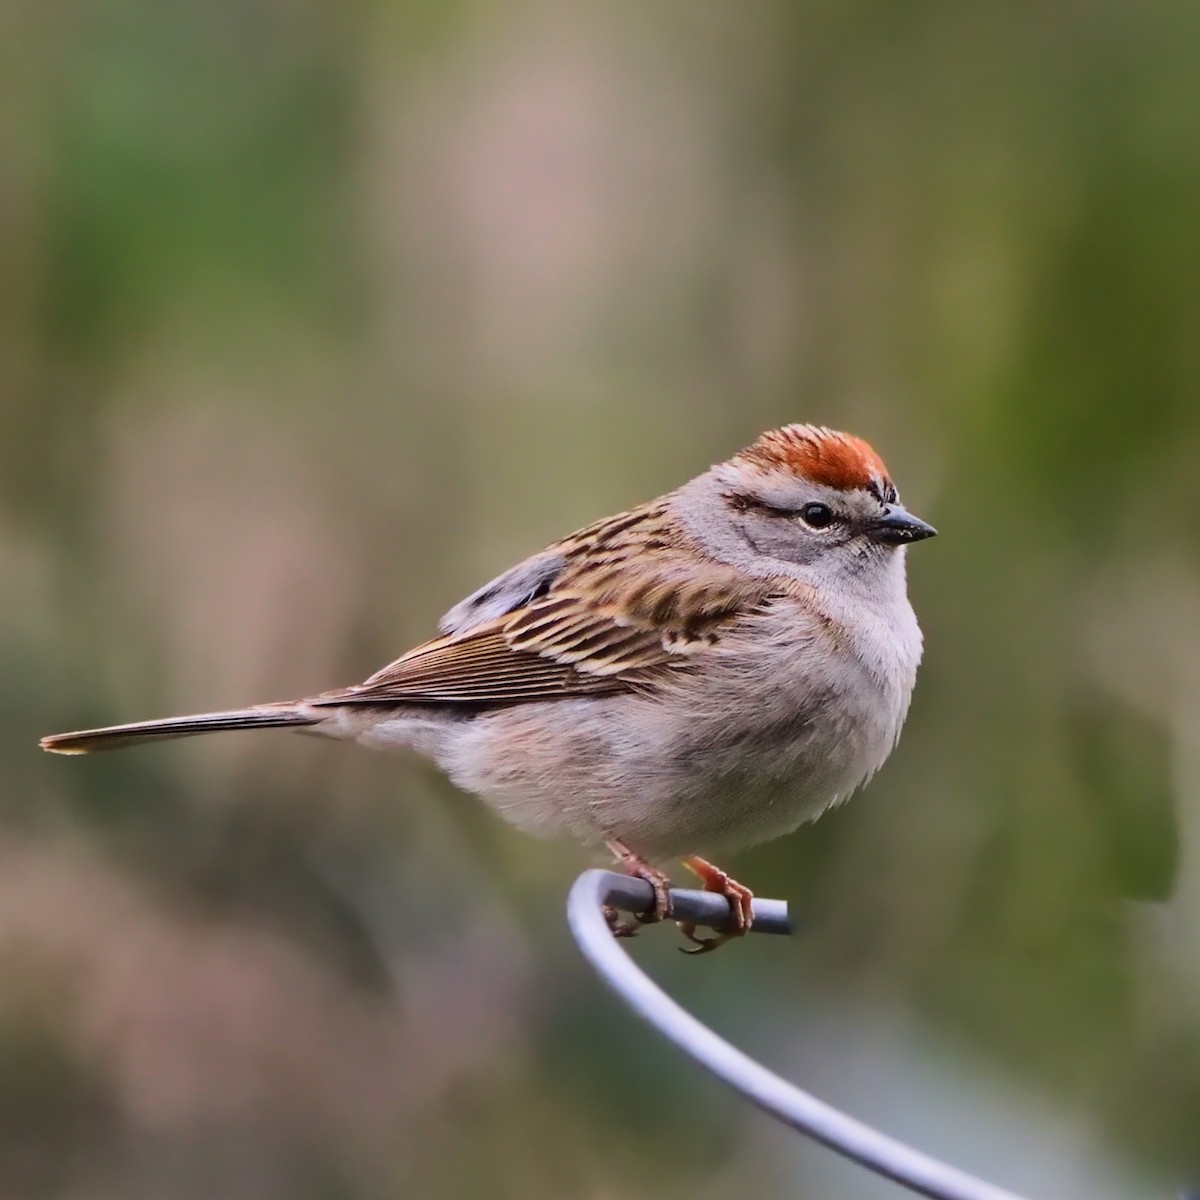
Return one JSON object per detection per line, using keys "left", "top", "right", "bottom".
{"left": 568, "top": 869, "right": 1030, "bottom": 1200}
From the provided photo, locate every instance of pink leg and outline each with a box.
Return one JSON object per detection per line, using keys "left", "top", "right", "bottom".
{"left": 604, "top": 839, "right": 673, "bottom": 938}
{"left": 677, "top": 856, "right": 755, "bottom": 955}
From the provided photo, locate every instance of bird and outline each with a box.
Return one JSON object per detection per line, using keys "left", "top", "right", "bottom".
{"left": 41, "top": 424, "right": 936, "bottom": 951}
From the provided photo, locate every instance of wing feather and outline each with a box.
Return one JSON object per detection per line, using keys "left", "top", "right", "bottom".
{"left": 315, "top": 501, "right": 778, "bottom": 709}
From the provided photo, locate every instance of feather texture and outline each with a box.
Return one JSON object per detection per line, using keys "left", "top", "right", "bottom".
{"left": 39, "top": 707, "right": 318, "bottom": 754}
{"left": 314, "top": 501, "right": 776, "bottom": 708}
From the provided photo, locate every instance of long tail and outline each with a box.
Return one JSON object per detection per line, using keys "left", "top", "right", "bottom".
{"left": 39, "top": 705, "right": 319, "bottom": 755}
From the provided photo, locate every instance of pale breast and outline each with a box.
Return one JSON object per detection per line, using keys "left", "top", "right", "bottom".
{"left": 434, "top": 591, "right": 922, "bottom": 859}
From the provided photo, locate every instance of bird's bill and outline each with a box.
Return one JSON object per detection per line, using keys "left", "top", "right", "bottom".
{"left": 869, "top": 504, "right": 937, "bottom": 544}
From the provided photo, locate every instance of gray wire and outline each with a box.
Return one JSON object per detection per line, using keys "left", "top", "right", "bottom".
{"left": 591, "top": 870, "right": 791, "bottom": 935}
{"left": 568, "top": 869, "right": 1031, "bottom": 1200}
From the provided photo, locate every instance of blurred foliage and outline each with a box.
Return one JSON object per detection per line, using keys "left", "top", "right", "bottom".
{"left": 4, "top": 0, "right": 1200, "bottom": 1196}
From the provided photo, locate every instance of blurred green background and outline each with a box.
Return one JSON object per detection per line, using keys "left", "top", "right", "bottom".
{"left": 5, "top": 1, "right": 1200, "bottom": 1197}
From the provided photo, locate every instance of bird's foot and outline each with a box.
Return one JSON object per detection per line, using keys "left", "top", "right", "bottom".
{"left": 602, "top": 905, "right": 637, "bottom": 938}
{"left": 677, "top": 856, "right": 755, "bottom": 955}
{"left": 605, "top": 839, "right": 673, "bottom": 936}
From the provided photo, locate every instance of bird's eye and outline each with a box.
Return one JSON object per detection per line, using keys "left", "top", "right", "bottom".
{"left": 800, "top": 503, "right": 835, "bottom": 529}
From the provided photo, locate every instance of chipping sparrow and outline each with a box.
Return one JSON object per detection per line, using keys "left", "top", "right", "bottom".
{"left": 41, "top": 425, "right": 935, "bottom": 950}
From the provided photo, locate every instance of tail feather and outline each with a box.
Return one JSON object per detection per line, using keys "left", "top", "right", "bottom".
{"left": 39, "top": 706, "right": 319, "bottom": 755}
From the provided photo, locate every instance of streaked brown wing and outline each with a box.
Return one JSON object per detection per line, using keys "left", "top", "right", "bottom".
{"left": 317, "top": 623, "right": 644, "bottom": 706}
{"left": 315, "top": 560, "right": 774, "bottom": 708}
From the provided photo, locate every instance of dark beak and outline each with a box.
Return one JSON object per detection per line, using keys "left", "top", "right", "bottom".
{"left": 870, "top": 503, "right": 938, "bottom": 545}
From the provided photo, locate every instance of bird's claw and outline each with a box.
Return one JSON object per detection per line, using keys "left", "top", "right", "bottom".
{"left": 676, "top": 856, "right": 755, "bottom": 955}
{"left": 604, "top": 844, "right": 754, "bottom": 954}
{"left": 603, "top": 905, "right": 640, "bottom": 938}
{"left": 605, "top": 839, "right": 674, "bottom": 928}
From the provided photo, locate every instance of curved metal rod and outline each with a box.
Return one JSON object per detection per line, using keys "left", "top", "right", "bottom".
{"left": 588, "top": 868, "right": 792, "bottom": 935}
{"left": 568, "top": 869, "right": 1032, "bottom": 1200}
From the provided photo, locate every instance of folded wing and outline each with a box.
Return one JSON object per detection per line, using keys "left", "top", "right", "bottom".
{"left": 315, "top": 503, "right": 775, "bottom": 708}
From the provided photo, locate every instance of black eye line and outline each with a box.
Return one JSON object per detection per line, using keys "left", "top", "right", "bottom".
{"left": 725, "top": 492, "right": 801, "bottom": 519}
{"left": 726, "top": 491, "right": 844, "bottom": 528}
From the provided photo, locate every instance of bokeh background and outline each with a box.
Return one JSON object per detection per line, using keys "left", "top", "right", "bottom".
{"left": 4, "top": 2, "right": 1200, "bottom": 1197}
